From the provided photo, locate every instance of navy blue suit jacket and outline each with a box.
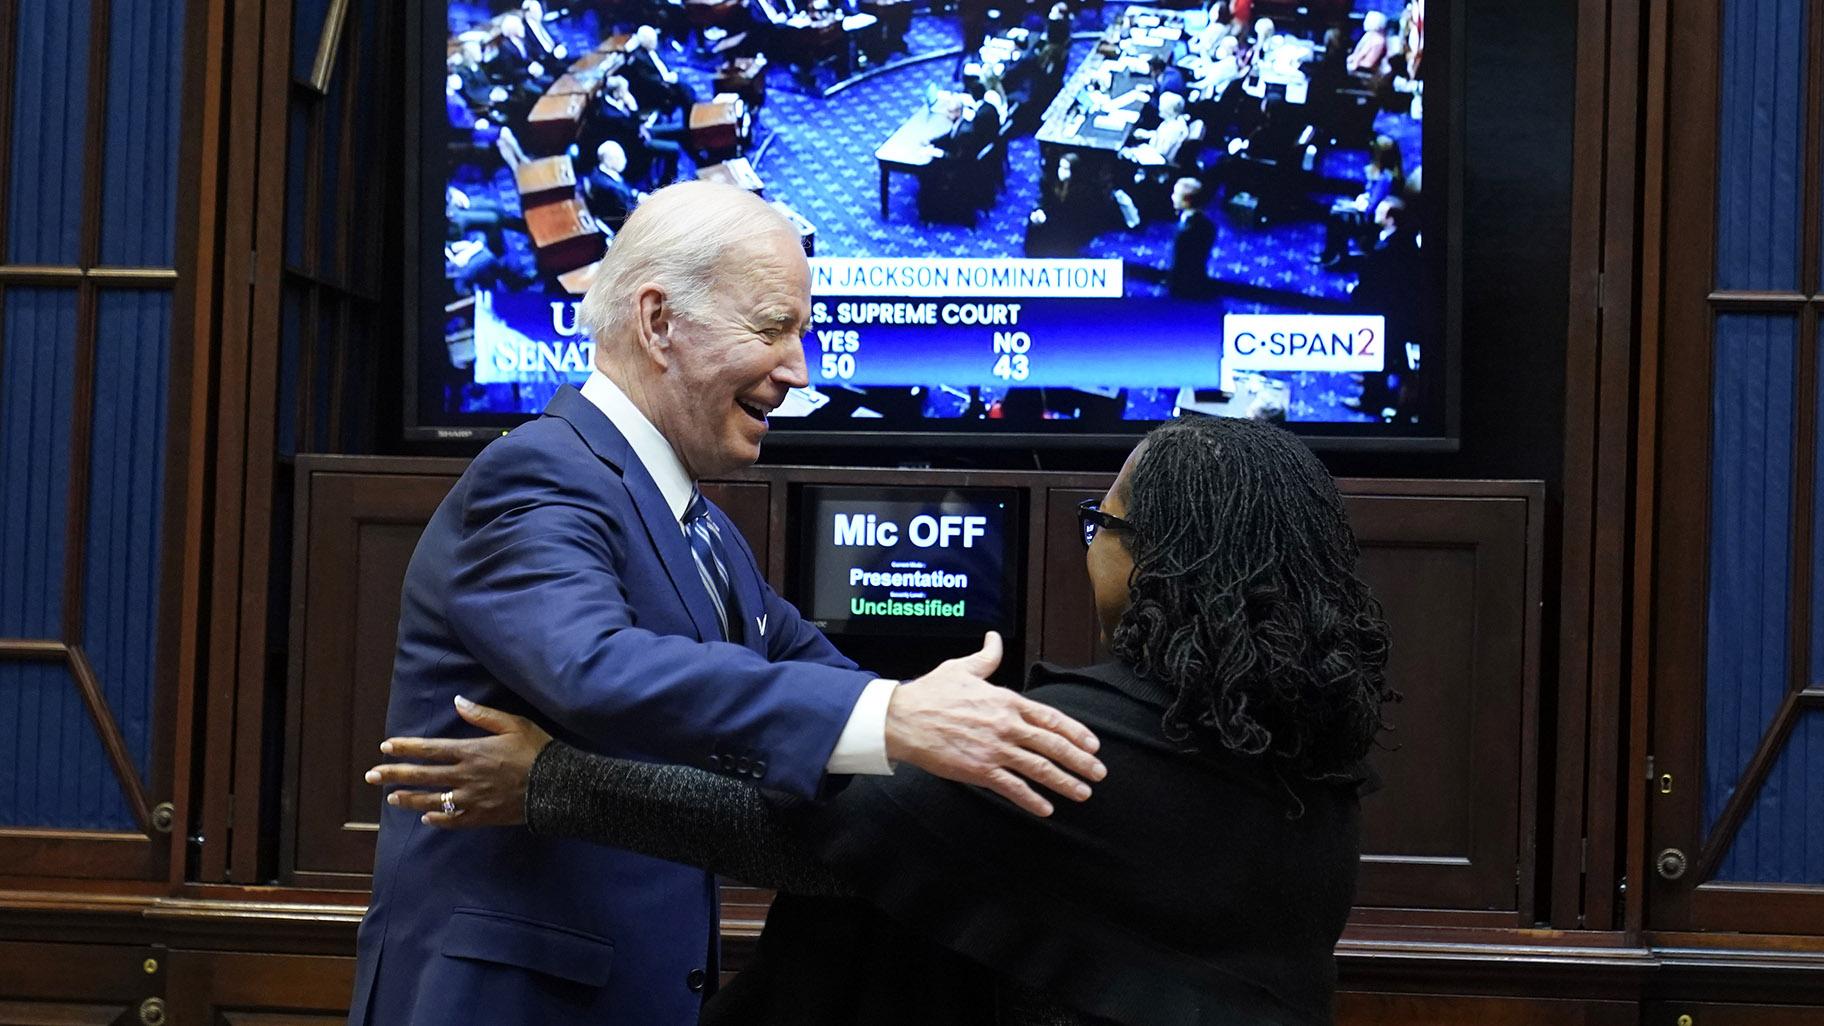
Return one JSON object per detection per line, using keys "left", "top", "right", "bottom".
{"left": 348, "top": 386, "right": 872, "bottom": 1026}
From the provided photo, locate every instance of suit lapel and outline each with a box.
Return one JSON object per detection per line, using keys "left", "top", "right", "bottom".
{"left": 544, "top": 387, "right": 726, "bottom": 644}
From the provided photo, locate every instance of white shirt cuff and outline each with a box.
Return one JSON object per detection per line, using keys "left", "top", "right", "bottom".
{"left": 824, "top": 678, "right": 897, "bottom": 775}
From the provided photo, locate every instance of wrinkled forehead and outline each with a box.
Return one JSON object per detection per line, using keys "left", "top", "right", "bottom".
{"left": 708, "top": 230, "right": 810, "bottom": 305}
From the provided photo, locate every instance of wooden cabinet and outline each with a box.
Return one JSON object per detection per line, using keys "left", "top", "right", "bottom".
{"left": 165, "top": 951, "right": 354, "bottom": 1026}
{"left": 282, "top": 458, "right": 1544, "bottom": 928}
{"left": 0, "top": 942, "right": 158, "bottom": 1026}
{"left": 1338, "top": 993, "right": 1638, "bottom": 1026}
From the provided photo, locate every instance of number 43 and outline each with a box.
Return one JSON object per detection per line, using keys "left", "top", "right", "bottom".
{"left": 993, "top": 354, "right": 1030, "bottom": 381}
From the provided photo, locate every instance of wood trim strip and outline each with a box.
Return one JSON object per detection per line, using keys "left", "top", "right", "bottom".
{"left": 0, "top": 639, "right": 69, "bottom": 658}
{"left": 163, "top": 0, "right": 230, "bottom": 886}
{"left": 198, "top": 0, "right": 270, "bottom": 884}
{"left": 226, "top": 0, "right": 299, "bottom": 882}
{"left": 1690, "top": 689, "right": 1803, "bottom": 883}
{"left": 0, "top": 265, "right": 180, "bottom": 283}
{"left": 1551, "top": 0, "right": 1617, "bottom": 929}
{"left": 1804, "top": 0, "right": 1824, "bottom": 298}
{"left": 324, "top": 8, "right": 368, "bottom": 451}
{"left": 64, "top": 644, "right": 152, "bottom": 831}
{"left": 1640, "top": 0, "right": 1724, "bottom": 934}
{"left": 1580, "top": 0, "right": 1647, "bottom": 935}
{"left": 60, "top": 0, "right": 111, "bottom": 646}
{"left": 1706, "top": 290, "right": 1823, "bottom": 309}
{"left": 1625, "top": 0, "right": 1671, "bottom": 939}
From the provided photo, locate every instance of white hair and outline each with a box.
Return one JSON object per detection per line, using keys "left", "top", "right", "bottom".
{"left": 1363, "top": 11, "right": 1387, "bottom": 32}
{"left": 580, "top": 181, "right": 798, "bottom": 360}
{"left": 1159, "top": 91, "right": 1185, "bottom": 117}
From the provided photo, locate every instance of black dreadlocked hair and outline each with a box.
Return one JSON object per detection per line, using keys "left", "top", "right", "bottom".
{"left": 1108, "top": 416, "right": 1396, "bottom": 780}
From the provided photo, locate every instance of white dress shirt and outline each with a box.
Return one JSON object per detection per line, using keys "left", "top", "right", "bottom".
{"left": 580, "top": 370, "right": 896, "bottom": 775}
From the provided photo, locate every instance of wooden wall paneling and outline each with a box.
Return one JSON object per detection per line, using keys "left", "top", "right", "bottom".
{"left": 227, "top": 0, "right": 300, "bottom": 886}
{"left": 164, "top": 951, "right": 354, "bottom": 1026}
{"left": 1643, "top": 1005, "right": 1824, "bottom": 1026}
{"left": 1018, "top": 477, "right": 1047, "bottom": 673}
{"left": 195, "top": 0, "right": 270, "bottom": 885}
{"left": 281, "top": 457, "right": 464, "bottom": 888}
{"left": 166, "top": 0, "right": 232, "bottom": 889}
{"left": 1038, "top": 486, "right": 1112, "bottom": 670}
{"left": 1347, "top": 488, "right": 1538, "bottom": 916}
{"left": 197, "top": 0, "right": 312, "bottom": 885}
{"left": 0, "top": 941, "right": 162, "bottom": 1026}
{"left": 1625, "top": 0, "right": 1670, "bottom": 942}
{"left": 1554, "top": 0, "right": 1648, "bottom": 933}
{"left": 1644, "top": 149, "right": 1703, "bottom": 939}
{"left": 1338, "top": 993, "right": 1639, "bottom": 1026}
{"left": 277, "top": 461, "right": 1545, "bottom": 919}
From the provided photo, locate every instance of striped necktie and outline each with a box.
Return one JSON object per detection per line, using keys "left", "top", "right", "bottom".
{"left": 683, "top": 491, "right": 732, "bottom": 641}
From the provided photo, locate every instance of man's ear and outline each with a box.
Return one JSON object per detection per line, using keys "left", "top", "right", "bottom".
{"left": 633, "top": 283, "right": 673, "bottom": 370}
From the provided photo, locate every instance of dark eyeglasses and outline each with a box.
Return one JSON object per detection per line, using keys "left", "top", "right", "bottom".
{"left": 1077, "top": 497, "right": 1135, "bottom": 549}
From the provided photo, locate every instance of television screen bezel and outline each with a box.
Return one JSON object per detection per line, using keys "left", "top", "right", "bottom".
{"left": 402, "top": 0, "right": 1463, "bottom": 452}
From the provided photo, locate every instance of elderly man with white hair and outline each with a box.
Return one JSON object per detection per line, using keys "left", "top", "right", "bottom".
{"left": 1347, "top": 10, "right": 1390, "bottom": 74}
{"left": 347, "top": 182, "right": 1106, "bottom": 1026}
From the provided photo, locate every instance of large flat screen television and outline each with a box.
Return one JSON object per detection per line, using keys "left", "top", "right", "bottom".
{"left": 409, "top": 0, "right": 1456, "bottom": 448}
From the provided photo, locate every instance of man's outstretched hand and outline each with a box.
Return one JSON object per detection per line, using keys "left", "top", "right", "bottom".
{"left": 884, "top": 631, "right": 1105, "bottom": 817}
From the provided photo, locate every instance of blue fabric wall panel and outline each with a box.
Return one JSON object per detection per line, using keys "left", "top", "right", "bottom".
{"left": 1718, "top": 711, "right": 1824, "bottom": 883}
{"left": 278, "top": 280, "right": 303, "bottom": 458}
{"left": 1715, "top": 0, "right": 1807, "bottom": 290}
{"left": 0, "top": 288, "right": 77, "bottom": 638}
{"left": 293, "top": 0, "right": 332, "bottom": 83}
{"left": 1705, "top": 314, "right": 1797, "bottom": 834}
{"left": 99, "top": 0, "right": 186, "bottom": 266}
{"left": 285, "top": 108, "right": 310, "bottom": 270}
{"left": 0, "top": 661, "right": 135, "bottom": 829}
{"left": 81, "top": 290, "right": 170, "bottom": 781}
{"left": 5, "top": 0, "right": 94, "bottom": 265}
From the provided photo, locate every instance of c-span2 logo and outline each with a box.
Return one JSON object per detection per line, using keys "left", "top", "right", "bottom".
{"left": 1222, "top": 315, "right": 1387, "bottom": 372}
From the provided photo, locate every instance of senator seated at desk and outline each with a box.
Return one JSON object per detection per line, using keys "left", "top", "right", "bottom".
{"left": 581, "top": 141, "right": 646, "bottom": 231}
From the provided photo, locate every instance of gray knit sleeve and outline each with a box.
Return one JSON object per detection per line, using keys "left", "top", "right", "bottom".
{"left": 524, "top": 741, "right": 855, "bottom": 896}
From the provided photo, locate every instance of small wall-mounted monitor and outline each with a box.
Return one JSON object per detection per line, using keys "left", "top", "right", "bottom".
{"left": 796, "top": 485, "right": 1021, "bottom": 641}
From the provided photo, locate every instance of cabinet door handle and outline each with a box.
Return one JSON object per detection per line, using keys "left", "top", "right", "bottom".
{"left": 1655, "top": 848, "right": 1689, "bottom": 881}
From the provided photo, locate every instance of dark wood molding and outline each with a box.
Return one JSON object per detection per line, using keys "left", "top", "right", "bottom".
{"left": 0, "top": 832, "right": 157, "bottom": 881}
{"left": 195, "top": 0, "right": 272, "bottom": 885}
{"left": 163, "top": 0, "right": 232, "bottom": 892}
{"left": 1625, "top": 0, "right": 1673, "bottom": 942}
{"left": 0, "top": 265, "right": 180, "bottom": 283}
{"left": 1554, "top": 0, "right": 1615, "bottom": 931}
{"left": 1642, "top": 0, "right": 1720, "bottom": 935}
{"left": 65, "top": 647, "right": 152, "bottom": 832}
{"left": 0, "top": 640, "right": 67, "bottom": 658}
